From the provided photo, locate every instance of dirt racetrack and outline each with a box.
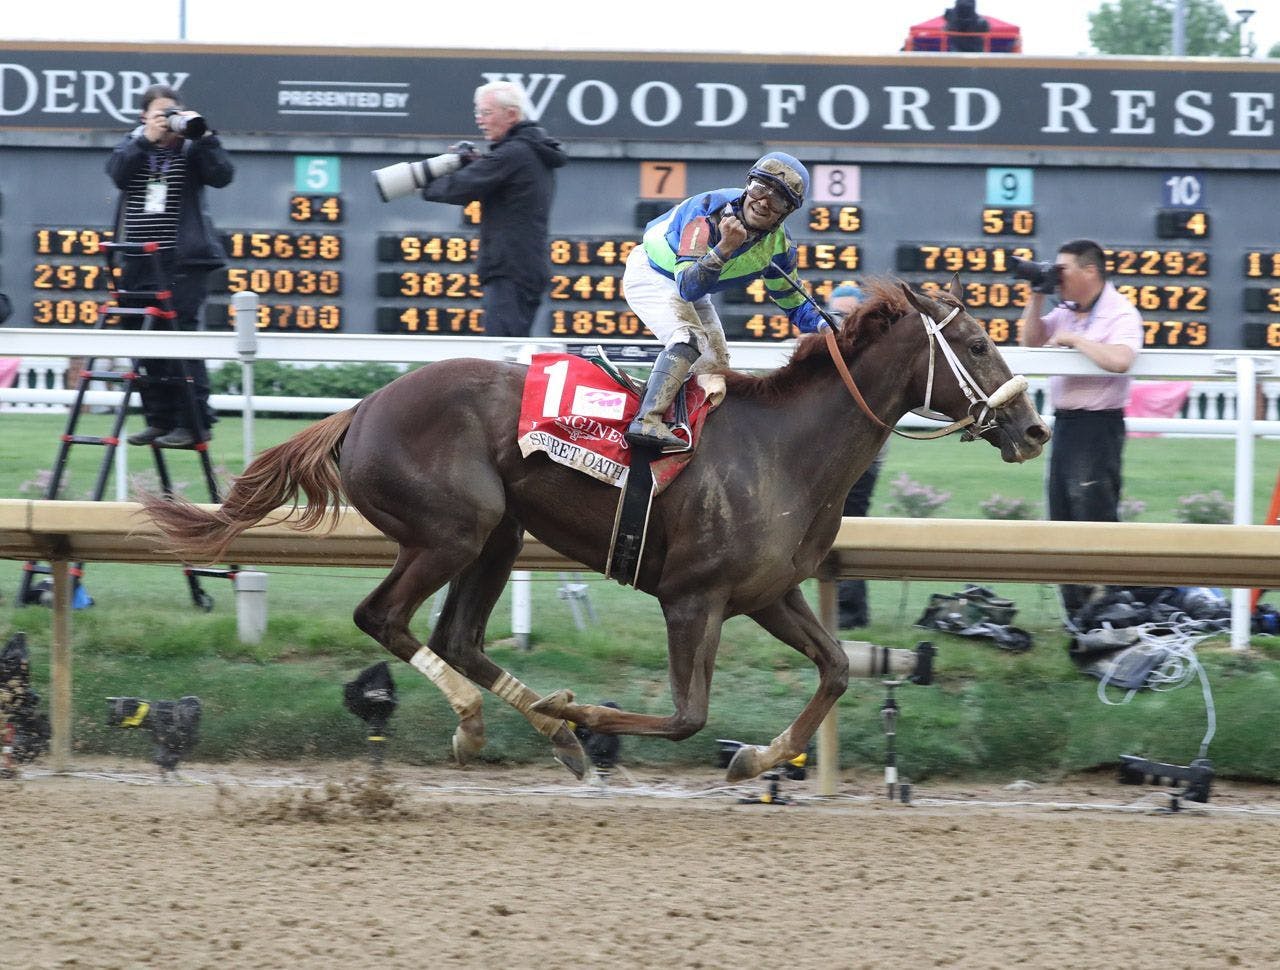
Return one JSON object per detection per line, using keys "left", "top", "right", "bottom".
{"left": 5, "top": 759, "right": 1280, "bottom": 969}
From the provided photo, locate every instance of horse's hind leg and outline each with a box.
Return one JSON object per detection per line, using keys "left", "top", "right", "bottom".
{"left": 431, "top": 515, "right": 589, "bottom": 780}
{"left": 353, "top": 547, "right": 487, "bottom": 763}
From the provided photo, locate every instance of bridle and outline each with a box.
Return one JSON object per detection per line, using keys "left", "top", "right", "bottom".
{"left": 772, "top": 271, "right": 1029, "bottom": 441}
{"left": 820, "top": 302, "right": 1029, "bottom": 442}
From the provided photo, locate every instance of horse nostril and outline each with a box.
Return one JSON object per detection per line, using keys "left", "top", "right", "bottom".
{"left": 1027, "top": 423, "right": 1051, "bottom": 445}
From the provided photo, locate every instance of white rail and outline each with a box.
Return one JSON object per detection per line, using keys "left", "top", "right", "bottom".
{"left": 3, "top": 326, "right": 1279, "bottom": 374}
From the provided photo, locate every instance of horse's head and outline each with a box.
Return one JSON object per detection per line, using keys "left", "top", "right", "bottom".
{"left": 899, "top": 278, "right": 1050, "bottom": 463}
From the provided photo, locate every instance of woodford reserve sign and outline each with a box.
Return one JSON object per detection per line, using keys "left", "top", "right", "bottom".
{"left": 1, "top": 42, "right": 1279, "bottom": 155}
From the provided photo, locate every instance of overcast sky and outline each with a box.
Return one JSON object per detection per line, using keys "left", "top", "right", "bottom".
{"left": 3, "top": 0, "right": 1277, "bottom": 59}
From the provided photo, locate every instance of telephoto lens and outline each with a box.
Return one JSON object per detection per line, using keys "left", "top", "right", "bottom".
{"left": 1010, "top": 256, "right": 1061, "bottom": 294}
{"left": 106, "top": 695, "right": 202, "bottom": 773}
{"left": 163, "top": 107, "right": 207, "bottom": 139}
{"left": 371, "top": 152, "right": 466, "bottom": 202}
{"left": 371, "top": 160, "right": 429, "bottom": 202}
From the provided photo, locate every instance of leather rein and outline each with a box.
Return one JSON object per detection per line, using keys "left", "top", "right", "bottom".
{"left": 821, "top": 305, "right": 1029, "bottom": 442}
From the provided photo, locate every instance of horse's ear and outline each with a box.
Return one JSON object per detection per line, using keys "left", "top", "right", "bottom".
{"left": 900, "top": 282, "right": 927, "bottom": 314}
{"left": 948, "top": 274, "right": 964, "bottom": 304}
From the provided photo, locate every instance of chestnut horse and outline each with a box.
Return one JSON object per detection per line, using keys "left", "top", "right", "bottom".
{"left": 143, "top": 279, "right": 1049, "bottom": 782}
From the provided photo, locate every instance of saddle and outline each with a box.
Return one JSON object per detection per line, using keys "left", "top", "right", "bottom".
{"left": 516, "top": 349, "right": 724, "bottom": 587}
{"left": 517, "top": 351, "right": 719, "bottom": 487}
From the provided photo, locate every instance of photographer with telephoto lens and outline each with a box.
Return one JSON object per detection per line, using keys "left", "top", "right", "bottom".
{"left": 1017, "top": 240, "right": 1143, "bottom": 623}
{"left": 371, "top": 80, "right": 567, "bottom": 338}
{"left": 107, "top": 83, "right": 233, "bottom": 449}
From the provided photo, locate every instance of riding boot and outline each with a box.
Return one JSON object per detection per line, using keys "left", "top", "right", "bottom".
{"left": 626, "top": 342, "right": 700, "bottom": 450}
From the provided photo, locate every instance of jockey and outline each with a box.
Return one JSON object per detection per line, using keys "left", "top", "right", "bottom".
{"left": 622, "top": 151, "right": 824, "bottom": 450}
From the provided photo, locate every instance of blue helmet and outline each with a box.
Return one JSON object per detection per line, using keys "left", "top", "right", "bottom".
{"left": 747, "top": 151, "right": 809, "bottom": 212}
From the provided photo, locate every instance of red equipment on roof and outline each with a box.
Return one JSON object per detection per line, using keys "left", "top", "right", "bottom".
{"left": 904, "top": 13, "right": 1022, "bottom": 53}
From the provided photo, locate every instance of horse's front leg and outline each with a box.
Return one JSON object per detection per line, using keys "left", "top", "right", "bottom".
{"left": 726, "top": 587, "right": 849, "bottom": 782}
{"left": 532, "top": 595, "right": 723, "bottom": 740}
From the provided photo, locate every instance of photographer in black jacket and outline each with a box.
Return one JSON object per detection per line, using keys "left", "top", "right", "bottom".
{"left": 374, "top": 81, "right": 567, "bottom": 337}
{"left": 107, "top": 83, "right": 233, "bottom": 448}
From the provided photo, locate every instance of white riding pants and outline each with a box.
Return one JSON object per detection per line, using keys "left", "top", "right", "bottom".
{"left": 624, "top": 246, "right": 729, "bottom": 371}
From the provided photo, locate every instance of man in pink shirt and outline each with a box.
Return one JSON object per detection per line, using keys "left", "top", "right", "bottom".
{"left": 1019, "top": 239, "right": 1143, "bottom": 617}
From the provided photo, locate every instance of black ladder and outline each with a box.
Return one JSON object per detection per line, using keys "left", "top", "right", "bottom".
{"left": 17, "top": 240, "right": 234, "bottom": 612}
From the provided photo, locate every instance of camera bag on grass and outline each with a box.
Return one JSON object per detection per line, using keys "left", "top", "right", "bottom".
{"left": 914, "top": 585, "right": 1032, "bottom": 652}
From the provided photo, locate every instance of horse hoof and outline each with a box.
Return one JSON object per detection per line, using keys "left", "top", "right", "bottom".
{"left": 451, "top": 722, "right": 485, "bottom": 766}
{"left": 552, "top": 739, "right": 590, "bottom": 781}
{"left": 530, "top": 689, "right": 574, "bottom": 717}
{"left": 725, "top": 743, "right": 769, "bottom": 783}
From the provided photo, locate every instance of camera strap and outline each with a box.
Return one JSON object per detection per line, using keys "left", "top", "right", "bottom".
{"left": 147, "top": 151, "right": 173, "bottom": 175}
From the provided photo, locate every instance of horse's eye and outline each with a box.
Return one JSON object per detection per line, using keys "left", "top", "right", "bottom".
{"left": 969, "top": 340, "right": 988, "bottom": 356}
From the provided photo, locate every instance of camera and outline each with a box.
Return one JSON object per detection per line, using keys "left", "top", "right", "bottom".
{"left": 2, "top": 633, "right": 51, "bottom": 775}
{"left": 162, "top": 107, "right": 207, "bottom": 139}
{"left": 342, "top": 661, "right": 398, "bottom": 765}
{"left": 1010, "top": 256, "right": 1062, "bottom": 294}
{"left": 107, "top": 695, "right": 202, "bottom": 773}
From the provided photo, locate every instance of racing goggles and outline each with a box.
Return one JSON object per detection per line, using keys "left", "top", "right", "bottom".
{"left": 745, "top": 177, "right": 795, "bottom": 213}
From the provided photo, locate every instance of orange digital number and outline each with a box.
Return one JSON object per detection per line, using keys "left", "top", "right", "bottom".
{"left": 639, "top": 161, "right": 687, "bottom": 200}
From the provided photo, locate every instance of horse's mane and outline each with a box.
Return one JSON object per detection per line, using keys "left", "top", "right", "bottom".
{"left": 721, "top": 277, "right": 917, "bottom": 404}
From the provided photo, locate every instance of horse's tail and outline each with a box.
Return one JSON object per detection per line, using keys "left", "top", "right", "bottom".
{"left": 142, "top": 407, "right": 356, "bottom": 563}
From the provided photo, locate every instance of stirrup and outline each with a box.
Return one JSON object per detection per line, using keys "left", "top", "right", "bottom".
{"left": 626, "top": 420, "right": 685, "bottom": 451}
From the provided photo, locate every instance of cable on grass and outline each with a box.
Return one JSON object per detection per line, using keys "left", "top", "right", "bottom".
{"left": 1094, "top": 614, "right": 1218, "bottom": 759}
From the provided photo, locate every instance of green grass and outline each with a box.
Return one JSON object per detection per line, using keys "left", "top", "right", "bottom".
{"left": 3, "top": 410, "right": 1280, "bottom": 779}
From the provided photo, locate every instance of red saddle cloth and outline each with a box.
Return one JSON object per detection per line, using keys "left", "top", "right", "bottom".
{"left": 517, "top": 354, "right": 718, "bottom": 493}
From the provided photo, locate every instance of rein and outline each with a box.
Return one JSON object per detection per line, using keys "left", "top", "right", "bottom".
{"left": 769, "top": 270, "right": 1027, "bottom": 442}
{"left": 821, "top": 306, "right": 1029, "bottom": 442}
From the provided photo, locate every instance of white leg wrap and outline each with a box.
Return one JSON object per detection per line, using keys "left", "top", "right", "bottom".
{"left": 770, "top": 727, "right": 795, "bottom": 760}
{"left": 491, "top": 672, "right": 566, "bottom": 737}
{"left": 409, "top": 647, "right": 482, "bottom": 717}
